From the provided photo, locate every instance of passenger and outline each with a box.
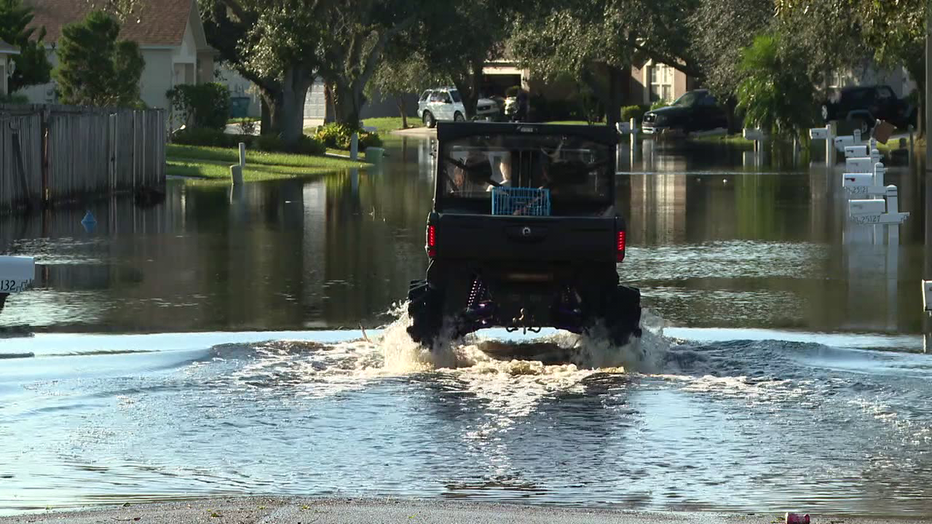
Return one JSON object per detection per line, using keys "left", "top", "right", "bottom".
{"left": 487, "top": 156, "right": 513, "bottom": 191}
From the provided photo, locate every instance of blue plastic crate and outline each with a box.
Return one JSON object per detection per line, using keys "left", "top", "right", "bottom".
{"left": 491, "top": 187, "right": 551, "bottom": 216}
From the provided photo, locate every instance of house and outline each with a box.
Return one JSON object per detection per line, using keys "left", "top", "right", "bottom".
{"left": 0, "top": 40, "right": 19, "bottom": 97}
{"left": 629, "top": 60, "right": 698, "bottom": 106}
{"left": 20, "top": 0, "right": 214, "bottom": 110}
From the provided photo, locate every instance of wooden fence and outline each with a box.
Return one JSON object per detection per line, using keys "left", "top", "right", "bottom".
{"left": 0, "top": 104, "right": 165, "bottom": 214}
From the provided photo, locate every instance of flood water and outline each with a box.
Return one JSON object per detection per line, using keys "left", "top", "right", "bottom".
{"left": 2, "top": 136, "right": 932, "bottom": 516}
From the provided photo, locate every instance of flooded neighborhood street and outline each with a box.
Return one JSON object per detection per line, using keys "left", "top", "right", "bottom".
{"left": 3, "top": 137, "right": 932, "bottom": 516}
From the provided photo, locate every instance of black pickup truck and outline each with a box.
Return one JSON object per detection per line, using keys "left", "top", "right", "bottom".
{"left": 407, "top": 122, "right": 642, "bottom": 349}
{"left": 821, "top": 85, "right": 916, "bottom": 132}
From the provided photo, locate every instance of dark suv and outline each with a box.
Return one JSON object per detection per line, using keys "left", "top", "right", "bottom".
{"left": 407, "top": 123, "right": 642, "bottom": 349}
{"left": 821, "top": 85, "right": 916, "bottom": 132}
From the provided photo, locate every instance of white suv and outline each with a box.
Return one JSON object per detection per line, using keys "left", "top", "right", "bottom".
{"left": 417, "top": 88, "right": 467, "bottom": 128}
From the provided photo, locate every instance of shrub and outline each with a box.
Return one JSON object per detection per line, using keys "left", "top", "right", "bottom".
{"left": 505, "top": 85, "right": 522, "bottom": 98}
{"left": 296, "top": 135, "right": 326, "bottom": 155}
{"left": 171, "top": 127, "right": 325, "bottom": 156}
{"left": 166, "top": 83, "right": 231, "bottom": 130}
{"left": 736, "top": 33, "right": 817, "bottom": 138}
{"left": 314, "top": 122, "right": 382, "bottom": 150}
{"left": 0, "top": 93, "right": 30, "bottom": 105}
{"left": 649, "top": 100, "right": 669, "bottom": 110}
{"left": 621, "top": 104, "right": 650, "bottom": 123}
{"left": 171, "top": 128, "right": 245, "bottom": 148}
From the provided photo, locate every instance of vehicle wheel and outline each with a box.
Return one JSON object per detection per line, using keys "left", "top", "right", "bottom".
{"left": 850, "top": 116, "right": 870, "bottom": 135}
{"left": 588, "top": 285, "right": 642, "bottom": 346}
{"left": 407, "top": 279, "right": 444, "bottom": 347}
{"left": 423, "top": 112, "right": 436, "bottom": 129}
{"left": 454, "top": 112, "right": 465, "bottom": 122}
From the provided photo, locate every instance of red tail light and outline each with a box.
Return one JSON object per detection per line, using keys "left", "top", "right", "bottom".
{"left": 616, "top": 230, "right": 626, "bottom": 262}
{"left": 427, "top": 225, "right": 437, "bottom": 258}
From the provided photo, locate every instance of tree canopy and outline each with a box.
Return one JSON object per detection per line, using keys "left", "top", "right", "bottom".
{"left": 0, "top": 0, "right": 51, "bottom": 93}
{"left": 53, "top": 10, "right": 144, "bottom": 107}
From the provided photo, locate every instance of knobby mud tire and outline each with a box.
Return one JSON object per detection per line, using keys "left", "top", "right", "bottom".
{"left": 407, "top": 280, "right": 444, "bottom": 348}
{"left": 587, "top": 285, "right": 642, "bottom": 347}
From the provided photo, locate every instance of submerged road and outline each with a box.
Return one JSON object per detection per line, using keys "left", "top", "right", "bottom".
{"left": 3, "top": 498, "right": 930, "bottom": 524}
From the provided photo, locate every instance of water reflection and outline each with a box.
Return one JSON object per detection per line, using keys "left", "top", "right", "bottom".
{"left": 0, "top": 137, "right": 928, "bottom": 336}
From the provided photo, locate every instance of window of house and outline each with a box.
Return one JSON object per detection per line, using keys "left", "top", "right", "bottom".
{"left": 649, "top": 64, "right": 674, "bottom": 102}
{"left": 828, "top": 71, "right": 844, "bottom": 89}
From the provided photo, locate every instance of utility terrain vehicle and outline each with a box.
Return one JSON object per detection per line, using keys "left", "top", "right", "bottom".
{"left": 407, "top": 122, "right": 641, "bottom": 348}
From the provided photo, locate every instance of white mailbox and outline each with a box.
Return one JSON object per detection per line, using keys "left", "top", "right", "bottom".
{"left": 743, "top": 128, "right": 765, "bottom": 141}
{"left": 842, "top": 173, "right": 885, "bottom": 197}
{"left": 845, "top": 145, "right": 868, "bottom": 158}
{"left": 834, "top": 135, "right": 857, "bottom": 153}
{"left": 849, "top": 199, "right": 886, "bottom": 217}
{"left": 923, "top": 281, "right": 932, "bottom": 312}
{"left": 810, "top": 127, "right": 829, "bottom": 140}
{"left": 0, "top": 256, "right": 35, "bottom": 293}
{"left": 848, "top": 186, "right": 909, "bottom": 225}
{"left": 846, "top": 157, "right": 874, "bottom": 173}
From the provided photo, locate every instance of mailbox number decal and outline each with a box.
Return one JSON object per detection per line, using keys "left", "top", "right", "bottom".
{"left": 845, "top": 186, "right": 869, "bottom": 195}
{"left": 852, "top": 215, "right": 880, "bottom": 225}
{"left": 0, "top": 280, "right": 30, "bottom": 293}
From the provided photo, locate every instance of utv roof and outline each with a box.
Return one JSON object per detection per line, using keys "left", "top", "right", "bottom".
{"left": 437, "top": 122, "right": 617, "bottom": 145}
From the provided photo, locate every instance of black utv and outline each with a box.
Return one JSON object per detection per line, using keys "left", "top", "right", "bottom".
{"left": 407, "top": 122, "right": 642, "bottom": 348}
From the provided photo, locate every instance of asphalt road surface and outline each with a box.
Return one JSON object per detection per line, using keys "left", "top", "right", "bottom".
{"left": 2, "top": 498, "right": 929, "bottom": 524}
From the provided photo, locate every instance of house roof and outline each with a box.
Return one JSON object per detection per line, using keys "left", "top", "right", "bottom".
{"left": 25, "top": 0, "right": 196, "bottom": 47}
{"left": 0, "top": 39, "right": 19, "bottom": 55}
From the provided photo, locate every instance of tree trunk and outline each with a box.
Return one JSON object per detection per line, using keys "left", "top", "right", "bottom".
{"left": 605, "top": 65, "right": 624, "bottom": 129}
{"left": 725, "top": 98, "right": 740, "bottom": 134}
{"left": 397, "top": 97, "right": 408, "bottom": 129}
{"left": 258, "top": 88, "right": 284, "bottom": 137}
{"left": 279, "top": 65, "right": 313, "bottom": 150}
{"left": 915, "top": 78, "right": 924, "bottom": 139}
{"left": 331, "top": 80, "right": 362, "bottom": 127}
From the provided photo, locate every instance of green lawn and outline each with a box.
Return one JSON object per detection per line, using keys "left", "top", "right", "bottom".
{"left": 688, "top": 134, "right": 755, "bottom": 147}
{"left": 168, "top": 144, "right": 365, "bottom": 169}
{"left": 359, "top": 116, "right": 423, "bottom": 134}
{"left": 166, "top": 144, "right": 366, "bottom": 183}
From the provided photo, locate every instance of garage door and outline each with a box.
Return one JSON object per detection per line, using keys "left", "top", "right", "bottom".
{"left": 303, "top": 77, "right": 327, "bottom": 120}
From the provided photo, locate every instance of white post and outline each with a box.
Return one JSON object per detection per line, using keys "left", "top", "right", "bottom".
{"left": 874, "top": 162, "right": 886, "bottom": 188}
{"left": 238, "top": 142, "right": 246, "bottom": 169}
{"left": 230, "top": 165, "right": 244, "bottom": 186}
{"left": 629, "top": 117, "right": 638, "bottom": 152}
{"left": 827, "top": 122, "right": 836, "bottom": 166}
{"left": 350, "top": 133, "right": 359, "bottom": 161}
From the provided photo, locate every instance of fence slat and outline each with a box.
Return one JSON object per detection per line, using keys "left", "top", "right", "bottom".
{"left": 0, "top": 103, "right": 165, "bottom": 214}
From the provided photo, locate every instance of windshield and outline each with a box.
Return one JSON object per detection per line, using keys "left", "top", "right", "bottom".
{"left": 438, "top": 134, "right": 612, "bottom": 215}
{"left": 672, "top": 91, "right": 703, "bottom": 107}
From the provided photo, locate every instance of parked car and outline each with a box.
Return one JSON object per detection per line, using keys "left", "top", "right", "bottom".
{"left": 474, "top": 95, "right": 503, "bottom": 121}
{"left": 641, "top": 90, "right": 728, "bottom": 136}
{"left": 418, "top": 88, "right": 503, "bottom": 127}
{"left": 821, "top": 85, "right": 916, "bottom": 133}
